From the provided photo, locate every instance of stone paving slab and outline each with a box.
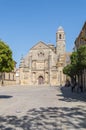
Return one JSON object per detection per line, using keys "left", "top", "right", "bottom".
{"left": 0, "top": 85, "right": 86, "bottom": 130}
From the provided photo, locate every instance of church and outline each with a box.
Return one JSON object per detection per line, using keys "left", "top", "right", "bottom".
{"left": 19, "top": 26, "right": 67, "bottom": 86}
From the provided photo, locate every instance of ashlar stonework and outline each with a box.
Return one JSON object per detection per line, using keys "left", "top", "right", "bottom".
{"left": 19, "top": 26, "right": 67, "bottom": 86}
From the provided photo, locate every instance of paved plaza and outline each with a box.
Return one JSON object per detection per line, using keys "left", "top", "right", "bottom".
{"left": 0, "top": 85, "right": 86, "bottom": 130}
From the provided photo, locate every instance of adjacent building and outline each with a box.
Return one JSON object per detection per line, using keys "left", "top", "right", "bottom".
{"left": 0, "top": 62, "right": 16, "bottom": 86}
{"left": 74, "top": 22, "right": 86, "bottom": 90}
{"left": 75, "top": 22, "right": 86, "bottom": 49}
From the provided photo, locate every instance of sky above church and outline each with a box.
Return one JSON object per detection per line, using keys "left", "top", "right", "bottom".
{"left": 0, "top": 0, "right": 86, "bottom": 67}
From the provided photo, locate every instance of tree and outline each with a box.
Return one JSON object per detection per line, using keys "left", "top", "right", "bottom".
{"left": 63, "top": 45, "right": 86, "bottom": 87}
{"left": 63, "top": 64, "right": 77, "bottom": 82}
{"left": 70, "top": 51, "right": 80, "bottom": 82}
{"left": 63, "top": 51, "right": 79, "bottom": 82}
{"left": 77, "top": 45, "right": 86, "bottom": 86}
{"left": 0, "top": 40, "right": 14, "bottom": 85}
{"left": 77, "top": 45, "right": 86, "bottom": 69}
{"left": 70, "top": 51, "right": 78, "bottom": 66}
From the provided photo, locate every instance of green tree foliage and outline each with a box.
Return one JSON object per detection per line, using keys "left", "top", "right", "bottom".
{"left": 63, "top": 51, "right": 78, "bottom": 81}
{"left": 63, "top": 45, "right": 86, "bottom": 84}
{"left": 77, "top": 45, "right": 86, "bottom": 69}
{"left": 77, "top": 45, "right": 86, "bottom": 86}
{"left": 70, "top": 51, "right": 78, "bottom": 66}
{"left": 63, "top": 64, "right": 77, "bottom": 81}
{"left": 0, "top": 40, "right": 14, "bottom": 72}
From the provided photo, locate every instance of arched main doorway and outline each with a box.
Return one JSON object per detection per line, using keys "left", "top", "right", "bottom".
{"left": 38, "top": 76, "right": 44, "bottom": 84}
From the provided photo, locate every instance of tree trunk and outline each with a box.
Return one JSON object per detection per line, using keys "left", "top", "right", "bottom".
{"left": 70, "top": 75, "right": 76, "bottom": 84}
{"left": 1, "top": 72, "right": 4, "bottom": 86}
{"left": 78, "top": 74, "right": 79, "bottom": 85}
{"left": 81, "top": 70, "right": 83, "bottom": 90}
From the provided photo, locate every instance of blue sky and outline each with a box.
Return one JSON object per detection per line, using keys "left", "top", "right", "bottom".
{"left": 0, "top": 0, "right": 86, "bottom": 67}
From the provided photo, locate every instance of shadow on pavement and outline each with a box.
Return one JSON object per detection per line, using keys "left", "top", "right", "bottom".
{"left": 0, "top": 95, "right": 13, "bottom": 99}
{"left": 0, "top": 106, "right": 86, "bottom": 130}
{"left": 57, "top": 86, "right": 86, "bottom": 102}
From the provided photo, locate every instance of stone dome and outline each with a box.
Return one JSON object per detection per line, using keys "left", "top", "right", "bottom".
{"left": 57, "top": 26, "right": 64, "bottom": 32}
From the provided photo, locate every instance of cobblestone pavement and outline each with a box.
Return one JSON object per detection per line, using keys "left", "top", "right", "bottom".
{"left": 0, "top": 85, "right": 86, "bottom": 130}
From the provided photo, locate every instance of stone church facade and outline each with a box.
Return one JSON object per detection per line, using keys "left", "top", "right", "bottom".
{"left": 19, "top": 26, "right": 67, "bottom": 86}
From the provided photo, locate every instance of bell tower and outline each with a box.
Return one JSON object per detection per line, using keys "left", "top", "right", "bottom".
{"left": 56, "top": 26, "right": 66, "bottom": 56}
